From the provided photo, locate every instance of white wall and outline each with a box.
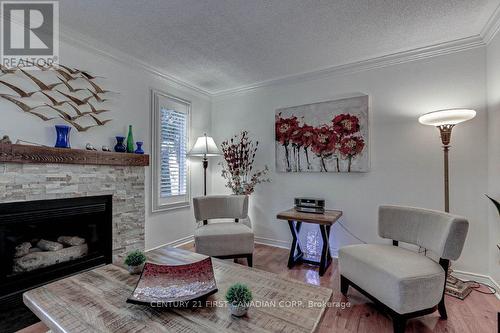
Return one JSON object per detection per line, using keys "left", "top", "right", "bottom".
{"left": 0, "top": 37, "right": 211, "bottom": 250}
{"left": 211, "top": 48, "right": 490, "bottom": 275}
{"left": 0, "top": 28, "right": 494, "bottom": 277}
{"left": 486, "top": 33, "right": 500, "bottom": 283}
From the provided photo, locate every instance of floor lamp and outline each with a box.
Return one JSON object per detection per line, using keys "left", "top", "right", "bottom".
{"left": 418, "top": 108, "right": 476, "bottom": 299}
{"left": 187, "top": 134, "right": 220, "bottom": 196}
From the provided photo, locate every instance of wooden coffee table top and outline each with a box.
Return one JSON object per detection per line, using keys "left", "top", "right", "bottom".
{"left": 23, "top": 246, "right": 332, "bottom": 333}
{"left": 277, "top": 208, "right": 343, "bottom": 225}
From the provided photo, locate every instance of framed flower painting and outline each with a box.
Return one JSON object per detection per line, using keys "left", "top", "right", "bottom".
{"left": 275, "top": 95, "right": 369, "bottom": 173}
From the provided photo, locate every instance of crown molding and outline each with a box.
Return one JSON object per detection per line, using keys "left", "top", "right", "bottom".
{"left": 212, "top": 35, "right": 486, "bottom": 97}
{"left": 60, "top": 22, "right": 492, "bottom": 98}
{"left": 58, "top": 26, "right": 212, "bottom": 98}
{"left": 481, "top": 4, "right": 500, "bottom": 45}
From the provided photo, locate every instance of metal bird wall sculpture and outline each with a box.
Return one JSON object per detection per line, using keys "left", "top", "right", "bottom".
{"left": 20, "top": 69, "right": 63, "bottom": 91}
{"left": 41, "top": 91, "right": 68, "bottom": 106}
{"left": 58, "top": 78, "right": 85, "bottom": 92}
{"left": 0, "top": 80, "right": 39, "bottom": 97}
{"left": 87, "top": 102, "right": 110, "bottom": 114}
{"left": 56, "top": 90, "right": 92, "bottom": 106}
{"left": 0, "top": 94, "right": 55, "bottom": 121}
{"left": 86, "top": 88, "right": 108, "bottom": 103}
{"left": 0, "top": 64, "right": 114, "bottom": 131}
{"left": 59, "top": 64, "right": 81, "bottom": 75}
{"left": 82, "top": 77, "right": 113, "bottom": 94}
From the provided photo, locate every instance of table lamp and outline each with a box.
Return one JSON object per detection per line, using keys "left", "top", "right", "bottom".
{"left": 418, "top": 108, "right": 476, "bottom": 299}
{"left": 187, "top": 134, "right": 220, "bottom": 195}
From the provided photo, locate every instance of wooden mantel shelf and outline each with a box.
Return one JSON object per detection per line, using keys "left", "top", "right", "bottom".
{"left": 0, "top": 143, "right": 149, "bottom": 167}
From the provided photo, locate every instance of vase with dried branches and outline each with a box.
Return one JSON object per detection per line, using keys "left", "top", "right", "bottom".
{"left": 220, "top": 131, "right": 270, "bottom": 195}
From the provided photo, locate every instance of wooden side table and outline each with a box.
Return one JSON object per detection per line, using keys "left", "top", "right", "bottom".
{"left": 277, "top": 208, "right": 342, "bottom": 276}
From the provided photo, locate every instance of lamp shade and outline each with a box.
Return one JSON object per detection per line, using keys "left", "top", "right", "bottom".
{"left": 418, "top": 109, "right": 476, "bottom": 127}
{"left": 187, "top": 134, "right": 220, "bottom": 157}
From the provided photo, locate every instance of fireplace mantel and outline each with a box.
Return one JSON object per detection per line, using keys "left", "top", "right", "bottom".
{"left": 0, "top": 143, "right": 149, "bottom": 167}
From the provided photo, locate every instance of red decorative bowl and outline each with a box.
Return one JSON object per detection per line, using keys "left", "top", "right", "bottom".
{"left": 127, "top": 257, "right": 218, "bottom": 306}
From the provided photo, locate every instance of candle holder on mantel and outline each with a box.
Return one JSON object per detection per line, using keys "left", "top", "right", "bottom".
{"left": 418, "top": 108, "right": 476, "bottom": 300}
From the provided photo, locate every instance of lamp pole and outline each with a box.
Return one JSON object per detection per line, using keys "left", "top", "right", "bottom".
{"left": 203, "top": 156, "right": 208, "bottom": 196}
{"left": 438, "top": 124, "right": 454, "bottom": 213}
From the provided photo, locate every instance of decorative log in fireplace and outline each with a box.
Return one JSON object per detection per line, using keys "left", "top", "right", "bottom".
{"left": 0, "top": 196, "right": 112, "bottom": 332}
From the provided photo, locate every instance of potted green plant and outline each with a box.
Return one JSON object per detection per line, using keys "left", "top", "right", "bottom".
{"left": 225, "top": 283, "right": 253, "bottom": 317}
{"left": 124, "top": 250, "right": 146, "bottom": 274}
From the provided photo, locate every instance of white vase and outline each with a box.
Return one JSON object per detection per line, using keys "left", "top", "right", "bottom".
{"left": 127, "top": 263, "right": 144, "bottom": 274}
{"left": 229, "top": 303, "right": 249, "bottom": 317}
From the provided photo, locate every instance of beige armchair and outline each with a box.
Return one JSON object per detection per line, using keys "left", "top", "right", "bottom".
{"left": 193, "top": 195, "right": 254, "bottom": 266}
{"left": 339, "top": 205, "right": 469, "bottom": 333}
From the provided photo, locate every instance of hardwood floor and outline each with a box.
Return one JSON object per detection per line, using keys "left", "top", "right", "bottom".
{"left": 19, "top": 243, "right": 500, "bottom": 333}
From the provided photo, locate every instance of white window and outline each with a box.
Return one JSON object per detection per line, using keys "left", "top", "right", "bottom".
{"left": 151, "top": 89, "right": 190, "bottom": 211}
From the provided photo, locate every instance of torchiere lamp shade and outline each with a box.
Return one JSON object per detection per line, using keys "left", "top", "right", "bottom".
{"left": 187, "top": 135, "right": 220, "bottom": 157}
{"left": 418, "top": 109, "right": 476, "bottom": 126}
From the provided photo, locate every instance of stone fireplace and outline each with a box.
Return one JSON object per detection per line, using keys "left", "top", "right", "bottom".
{"left": 0, "top": 163, "right": 146, "bottom": 261}
{"left": 0, "top": 145, "right": 148, "bottom": 332}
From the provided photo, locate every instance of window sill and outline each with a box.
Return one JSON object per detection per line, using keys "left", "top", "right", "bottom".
{"left": 152, "top": 202, "right": 191, "bottom": 213}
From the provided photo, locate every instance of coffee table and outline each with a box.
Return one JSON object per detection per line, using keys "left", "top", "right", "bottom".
{"left": 23, "top": 246, "right": 332, "bottom": 333}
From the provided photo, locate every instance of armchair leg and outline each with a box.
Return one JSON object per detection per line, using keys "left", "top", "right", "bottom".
{"left": 392, "top": 316, "right": 407, "bottom": 333}
{"left": 340, "top": 275, "right": 349, "bottom": 296}
{"left": 246, "top": 254, "right": 253, "bottom": 267}
{"left": 438, "top": 297, "right": 447, "bottom": 319}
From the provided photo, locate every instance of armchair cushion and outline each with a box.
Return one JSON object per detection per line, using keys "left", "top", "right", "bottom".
{"left": 194, "top": 222, "right": 254, "bottom": 257}
{"left": 339, "top": 244, "right": 445, "bottom": 314}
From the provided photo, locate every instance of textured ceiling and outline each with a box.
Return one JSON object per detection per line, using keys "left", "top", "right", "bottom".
{"left": 60, "top": 0, "right": 499, "bottom": 94}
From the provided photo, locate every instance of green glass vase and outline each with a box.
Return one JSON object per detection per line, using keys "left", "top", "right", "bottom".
{"left": 126, "top": 125, "right": 134, "bottom": 153}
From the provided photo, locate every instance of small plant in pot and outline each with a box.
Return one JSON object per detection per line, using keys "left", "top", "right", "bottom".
{"left": 225, "top": 283, "right": 253, "bottom": 317}
{"left": 124, "top": 250, "right": 146, "bottom": 274}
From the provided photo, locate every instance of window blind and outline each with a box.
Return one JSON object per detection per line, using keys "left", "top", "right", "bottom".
{"left": 160, "top": 108, "right": 187, "bottom": 197}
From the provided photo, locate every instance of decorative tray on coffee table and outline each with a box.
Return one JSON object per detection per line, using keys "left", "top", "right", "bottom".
{"left": 127, "top": 257, "right": 218, "bottom": 306}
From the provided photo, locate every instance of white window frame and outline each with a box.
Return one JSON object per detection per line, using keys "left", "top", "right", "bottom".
{"left": 151, "top": 88, "right": 191, "bottom": 212}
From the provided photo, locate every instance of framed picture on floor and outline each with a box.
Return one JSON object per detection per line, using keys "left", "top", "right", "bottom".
{"left": 275, "top": 94, "right": 369, "bottom": 173}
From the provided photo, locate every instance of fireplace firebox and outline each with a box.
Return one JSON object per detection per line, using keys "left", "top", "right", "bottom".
{"left": 0, "top": 195, "right": 112, "bottom": 332}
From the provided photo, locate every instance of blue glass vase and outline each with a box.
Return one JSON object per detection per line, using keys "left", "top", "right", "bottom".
{"left": 54, "top": 125, "right": 71, "bottom": 148}
{"left": 114, "top": 136, "right": 126, "bottom": 152}
{"left": 134, "top": 141, "right": 144, "bottom": 154}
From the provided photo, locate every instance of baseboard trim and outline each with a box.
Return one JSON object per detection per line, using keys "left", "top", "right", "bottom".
{"left": 254, "top": 236, "right": 291, "bottom": 249}
{"left": 146, "top": 235, "right": 194, "bottom": 252}
{"left": 451, "top": 269, "right": 500, "bottom": 300}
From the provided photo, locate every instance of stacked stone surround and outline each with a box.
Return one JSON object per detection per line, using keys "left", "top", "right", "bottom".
{"left": 0, "top": 163, "right": 145, "bottom": 262}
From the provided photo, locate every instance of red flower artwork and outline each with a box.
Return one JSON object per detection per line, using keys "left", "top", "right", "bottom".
{"left": 311, "top": 126, "right": 337, "bottom": 155}
{"left": 332, "top": 114, "right": 360, "bottom": 136}
{"left": 339, "top": 136, "right": 365, "bottom": 172}
{"left": 275, "top": 113, "right": 299, "bottom": 144}
{"left": 310, "top": 126, "right": 340, "bottom": 171}
{"left": 290, "top": 124, "right": 314, "bottom": 147}
{"left": 275, "top": 107, "right": 366, "bottom": 172}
